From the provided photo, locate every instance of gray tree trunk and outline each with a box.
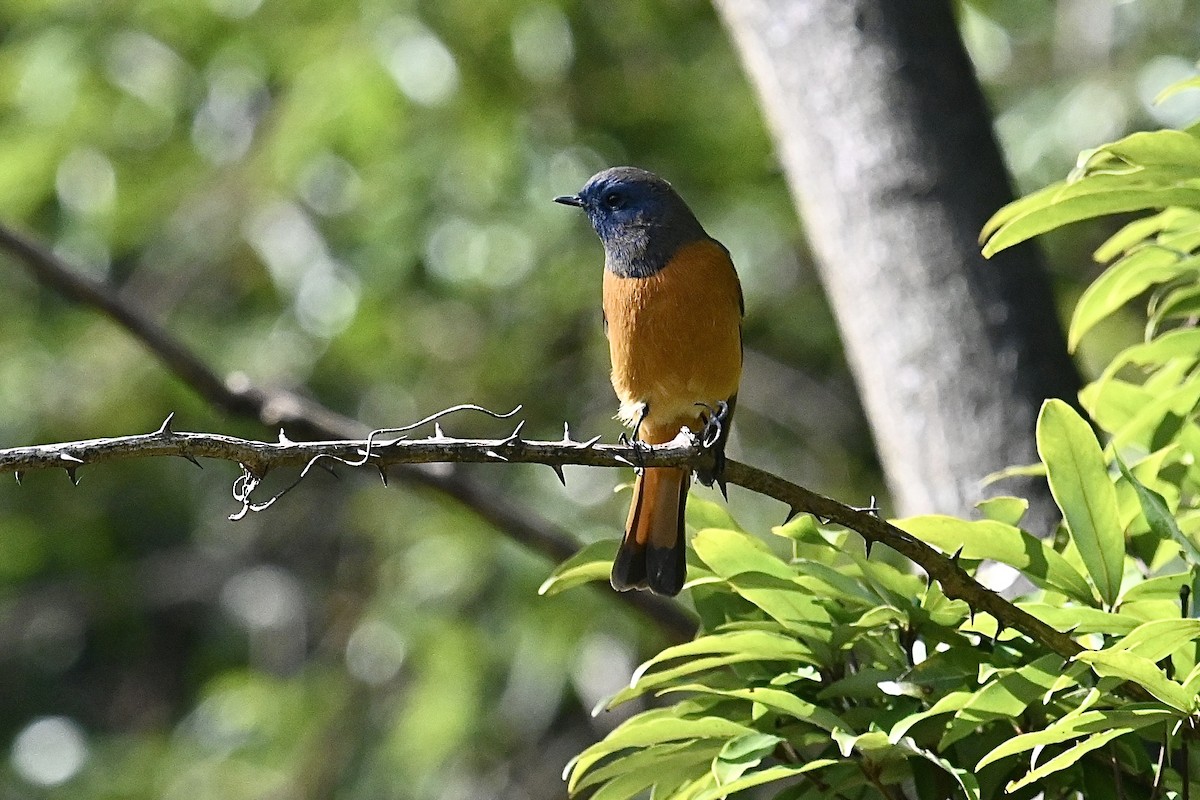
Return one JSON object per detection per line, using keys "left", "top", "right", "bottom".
{"left": 714, "top": 0, "right": 1080, "bottom": 534}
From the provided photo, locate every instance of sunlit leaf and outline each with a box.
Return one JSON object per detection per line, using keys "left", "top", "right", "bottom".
{"left": 1006, "top": 728, "right": 1131, "bottom": 793}
{"left": 975, "top": 706, "right": 1174, "bottom": 770}
{"left": 897, "top": 515, "right": 1094, "bottom": 603}
{"left": 1036, "top": 400, "right": 1125, "bottom": 606}
{"left": 1074, "top": 649, "right": 1192, "bottom": 711}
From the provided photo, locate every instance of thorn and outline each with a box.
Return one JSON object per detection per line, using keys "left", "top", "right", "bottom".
{"left": 549, "top": 464, "right": 566, "bottom": 486}
{"left": 485, "top": 449, "right": 509, "bottom": 461}
{"left": 156, "top": 412, "right": 176, "bottom": 435}
{"left": 968, "top": 606, "right": 976, "bottom": 624}
{"left": 434, "top": 422, "right": 446, "bottom": 439}
{"left": 65, "top": 467, "right": 80, "bottom": 486}
{"left": 863, "top": 539, "right": 874, "bottom": 558}
{"left": 316, "top": 461, "right": 339, "bottom": 478}
{"left": 377, "top": 465, "right": 389, "bottom": 487}
{"left": 613, "top": 454, "right": 635, "bottom": 467}
{"left": 58, "top": 452, "right": 83, "bottom": 464}
{"left": 510, "top": 419, "right": 525, "bottom": 440}
{"left": 14, "top": 471, "right": 22, "bottom": 486}
{"left": 716, "top": 477, "right": 728, "bottom": 500}
{"left": 179, "top": 453, "right": 203, "bottom": 469}
{"left": 949, "top": 546, "right": 964, "bottom": 566}
{"left": 562, "top": 422, "right": 572, "bottom": 442}
{"left": 278, "top": 429, "right": 293, "bottom": 445}
{"left": 783, "top": 506, "right": 803, "bottom": 525}
{"left": 579, "top": 434, "right": 603, "bottom": 448}
{"left": 924, "top": 571, "right": 933, "bottom": 590}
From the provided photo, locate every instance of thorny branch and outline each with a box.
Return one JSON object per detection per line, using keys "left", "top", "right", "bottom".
{"left": 0, "top": 408, "right": 1134, "bottom": 682}
{"left": 0, "top": 221, "right": 695, "bottom": 643}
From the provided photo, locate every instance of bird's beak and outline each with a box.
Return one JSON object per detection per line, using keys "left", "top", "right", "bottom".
{"left": 553, "top": 194, "right": 584, "bottom": 208}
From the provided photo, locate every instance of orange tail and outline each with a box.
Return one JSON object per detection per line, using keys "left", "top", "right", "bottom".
{"left": 611, "top": 467, "right": 689, "bottom": 596}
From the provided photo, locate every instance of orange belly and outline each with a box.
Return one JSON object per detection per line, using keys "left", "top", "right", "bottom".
{"left": 602, "top": 239, "right": 743, "bottom": 443}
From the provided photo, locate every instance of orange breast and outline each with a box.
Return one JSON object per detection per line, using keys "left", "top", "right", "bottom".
{"left": 602, "top": 238, "right": 743, "bottom": 442}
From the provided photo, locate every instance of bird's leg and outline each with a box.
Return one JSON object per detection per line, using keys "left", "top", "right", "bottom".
{"left": 694, "top": 400, "right": 731, "bottom": 491}
{"left": 619, "top": 403, "right": 652, "bottom": 471}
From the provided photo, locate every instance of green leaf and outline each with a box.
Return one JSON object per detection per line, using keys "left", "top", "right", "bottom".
{"left": 1117, "top": 455, "right": 1200, "bottom": 564}
{"left": 1107, "top": 618, "right": 1200, "bottom": 662}
{"left": 1093, "top": 208, "right": 1199, "bottom": 262}
{"left": 975, "top": 706, "right": 1174, "bottom": 770}
{"left": 712, "top": 732, "right": 782, "bottom": 786}
{"left": 1017, "top": 602, "right": 1138, "bottom": 635}
{"left": 606, "top": 630, "right": 818, "bottom": 707}
{"left": 1068, "top": 247, "right": 1200, "bottom": 351}
{"left": 1037, "top": 400, "right": 1125, "bottom": 606}
{"left": 974, "top": 496, "right": 1029, "bottom": 526}
{"left": 1074, "top": 649, "right": 1192, "bottom": 711}
{"left": 660, "top": 684, "right": 852, "bottom": 735}
{"left": 1006, "top": 728, "right": 1131, "bottom": 794}
{"left": 886, "top": 692, "right": 972, "bottom": 743}
{"left": 691, "top": 529, "right": 832, "bottom": 639}
{"left": 687, "top": 496, "right": 743, "bottom": 532}
{"left": 690, "top": 761, "right": 839, "bottom": 800}
{"left": 538, "top": 539, "right": 617, "bottom": 596}
{"left": 939, "top": 654, "right": 1065, "bottom": 749}
{"left": 896, "top": 737, "right": 981, "bottom": 800}
{"left": 1085, "top": 129, "right": 1200, "bottom": 172}
{"left": 568, "top": 713, "right": 755, "bottom": 792}
{"left": 571, "top": 741, "right": 717, "bottom": 795}
{"left": 897, "top": 515, "right": 1094, "bottom": 603}
{"left": 982, "top": 178, "right": 1200, "bottom": 257}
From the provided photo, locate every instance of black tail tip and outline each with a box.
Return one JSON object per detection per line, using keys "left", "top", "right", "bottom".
{"left": 610, "top": 542, "right": 685, "bottom": 596}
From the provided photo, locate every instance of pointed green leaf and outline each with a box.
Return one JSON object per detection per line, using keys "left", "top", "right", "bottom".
{"left": 983, "top": 180, "right": 1200, "bottom": 257}
{"left": 939, "top": 654, "right": 1065, "bottom": 748}
{"left": 1107, "top": 618, "right": 1200, "bottom": 662}
{"left": 897, "top": 515, "right": 1094, "bottom": 603}
{"left": 538, "top": 539, "right": 617, "bottom": 596}
{"left": 975, "top": 706, "right": 1174, "bottom": 770}
{"left": 1068, "top": 247, "right": 1200, "bottom": 351}
{"left": 1074, "top": 649, "right": 1192, "bottom": 711}
{"left": 1006, "top": 728, "right": 1130, "bottom": 794}
{"left": 1117, "top": 455, "right": 1200, "bottom": 564}
{"left": 607, "top": 630, "right": 818, "bottom": 707}
{"left": 660, "top": 684, "right": 852, "bottom": 735}
{"left": 568, "top": 713, "right": 754, "bottom": 791}
{"left": 1037, "top": 400, "right": 1125, "bottom": 606}
{"left": 975, "top": 496, "right": 1029, "bottom": 526}
{"left": 690, "top": 761, "right": 839, "bottom": 800}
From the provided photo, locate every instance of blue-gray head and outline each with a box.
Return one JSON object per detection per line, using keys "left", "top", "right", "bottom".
{"left": 555, "top": 166, "right": 709, "bottom": 278}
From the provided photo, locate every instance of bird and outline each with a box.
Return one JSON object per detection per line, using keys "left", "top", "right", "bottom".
{"left": 555, "top": 166, "right": 743, "bottom": 596}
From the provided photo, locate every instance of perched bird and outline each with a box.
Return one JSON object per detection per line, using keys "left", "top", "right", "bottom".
{"left": 555, "top": 167, "right": 743, "bottom": 596}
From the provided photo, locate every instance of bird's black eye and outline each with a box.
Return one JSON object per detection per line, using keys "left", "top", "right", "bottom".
{"left": 603, "top": 191, "right": 623, "bottom": 210}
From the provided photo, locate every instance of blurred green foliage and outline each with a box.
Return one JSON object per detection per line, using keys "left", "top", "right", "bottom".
{"left": 0, "top": 0, "right": 1198, "bottom": 797}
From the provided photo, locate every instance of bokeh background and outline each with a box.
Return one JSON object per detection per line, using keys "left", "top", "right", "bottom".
{"left": 0, "top": 1, "right": 1198, "bottom": 798}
